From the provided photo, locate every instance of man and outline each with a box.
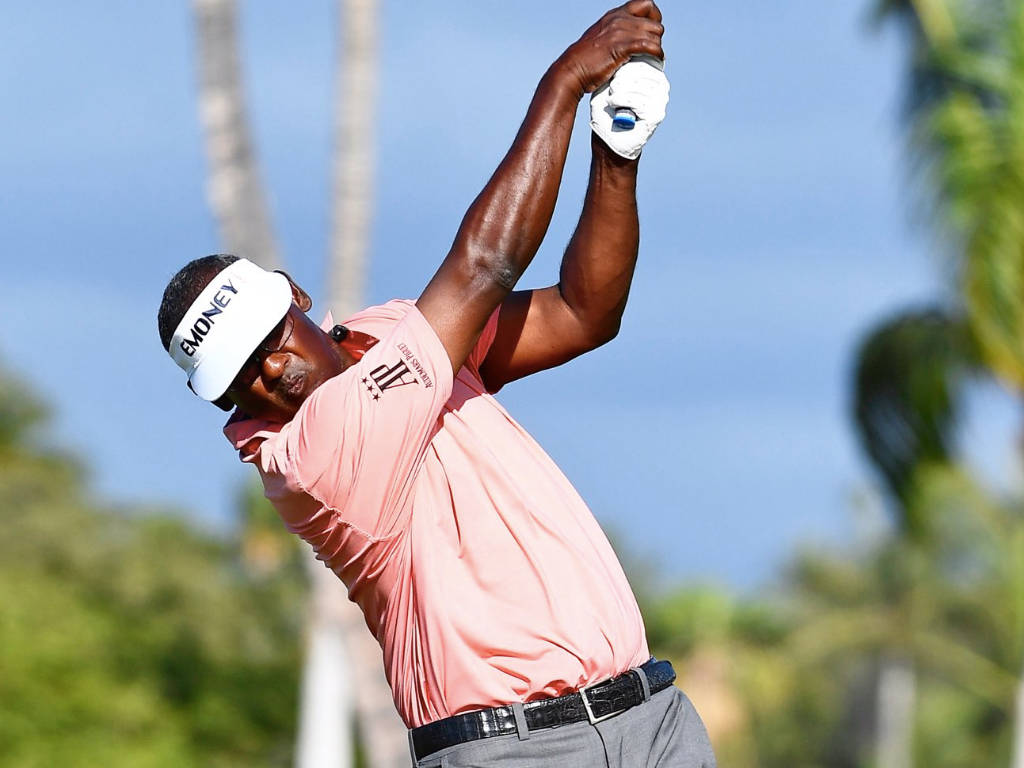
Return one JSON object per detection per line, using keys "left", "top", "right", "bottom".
{"left": 159, "top": 2, "right": 715, "bottom": 765}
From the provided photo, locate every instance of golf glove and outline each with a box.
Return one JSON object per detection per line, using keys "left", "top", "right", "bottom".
{"left": 590, "top": 55, "right": 670, "bottom": 160}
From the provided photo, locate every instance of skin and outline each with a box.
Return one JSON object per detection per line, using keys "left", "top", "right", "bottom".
{"left": 223, "top": 0, "right": 664, "bottom": 423}
{"left": 223, "top": 283, "right": 359, "bottom": 421}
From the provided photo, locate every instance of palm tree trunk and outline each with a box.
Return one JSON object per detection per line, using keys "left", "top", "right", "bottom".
{"left": 326, "top": 0, "right": 376, "bottom": 315}
{"left": 192, "top": 0, "right": 280, "bottom": 269}
{"left": 193, "top": 3, "right": 354, "bottom": 767}
{"left": 1010, "top": 671, "right": 1024, "bottom": 768}
{"left": 340, "top": 595, "right": 410, "bottom": 768}
{"left": 296, "top": 564, "right": 355, "bottom": 768}
{"left": 326, "top": 2, "right": 409, "bottom": 766}
{"left": 876, "top": 654, "right": 916, "bottom": 768}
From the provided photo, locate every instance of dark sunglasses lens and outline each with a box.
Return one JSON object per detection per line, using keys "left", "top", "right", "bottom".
{"left": 258, "top": 315, "right": 290, "bottom": 354}
{"left": 233, "top": 356, "right": 260, "bottom": 388}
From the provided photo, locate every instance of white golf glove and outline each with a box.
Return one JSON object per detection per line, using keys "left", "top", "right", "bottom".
{"left": 590, "top": 55, "right": 670, "bottom": 160}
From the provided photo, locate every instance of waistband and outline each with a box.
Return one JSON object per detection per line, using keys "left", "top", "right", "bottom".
{"left": 409, "top": 658, "right": 676, "bottom": 762}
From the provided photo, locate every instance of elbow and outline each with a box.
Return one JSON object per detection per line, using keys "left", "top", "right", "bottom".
{"left": 582, "top": 316, "right": 621, "bottom": 351}
{"left": 559, "top": 289, "right": 625, "bottom": 352}
{"left": 487, "top": 260, "right": 519, "bottom": 293}
{"left": 461, "top": 246, "right": 520, "bottom": 294}
{"left": 594, "top": 319, "right": 621, "bottom": 348}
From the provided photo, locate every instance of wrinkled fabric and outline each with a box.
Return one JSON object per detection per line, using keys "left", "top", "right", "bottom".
{"left": 224, "top": 300, "right": 649, "bottom": 728}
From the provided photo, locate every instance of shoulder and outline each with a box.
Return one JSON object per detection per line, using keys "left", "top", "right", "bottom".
{"left": 341, "top": 299, "right": 415, "bottom": 338}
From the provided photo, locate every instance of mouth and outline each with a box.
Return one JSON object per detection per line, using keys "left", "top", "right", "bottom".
{"left": 280, "top": 372, "right": 306, "bottom": 400}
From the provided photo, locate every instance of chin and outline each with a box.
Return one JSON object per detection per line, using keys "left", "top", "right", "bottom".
{"left": 302, "top": 367, "right": 338, "bottom": 398}
{"left": 268, "top": 361, "right": 338, "bottom": 419}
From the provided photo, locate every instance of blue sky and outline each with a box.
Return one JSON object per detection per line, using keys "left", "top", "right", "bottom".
{"left": 1, "top": 1, "right": 1018, "bottom": 590}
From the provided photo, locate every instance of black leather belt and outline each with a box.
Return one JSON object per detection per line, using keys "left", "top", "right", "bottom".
{"left": 410, "top": 659, "right": 675, "bottom": 762}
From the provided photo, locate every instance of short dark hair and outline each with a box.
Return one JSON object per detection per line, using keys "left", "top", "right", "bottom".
{"left": 157, "top": 254, "right": 240, "bottom": 351}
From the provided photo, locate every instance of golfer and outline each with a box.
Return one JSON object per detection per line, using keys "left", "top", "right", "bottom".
{"left": 159, "top": 2, "right": 714, "bottom": 765}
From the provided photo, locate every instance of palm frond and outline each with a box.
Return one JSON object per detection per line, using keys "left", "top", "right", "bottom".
{"left": 851, "top": 308, "right": 979, "bottom": 529}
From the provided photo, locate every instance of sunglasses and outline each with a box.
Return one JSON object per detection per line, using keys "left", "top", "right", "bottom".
{"left": 229, "top": 311, "right": 296, "bottom": 390}
{"left": 191, "top": 310, "right": 296, "bottom": 412}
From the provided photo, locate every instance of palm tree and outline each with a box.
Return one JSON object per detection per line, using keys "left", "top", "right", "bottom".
{"left": 192, "top": 0, "right": 280, "bottom": 270}
{"left": 872, "top": 0, "right": 1024, "bottom": 387}
{"left": 845, "top": 307, "right": 976, "bottom": 767}
{"left": 326, "top": 0, "right": 376, "bottom": 320}
{"left": 193, "top": 1, "right": 409, "bottom": 764}
{"left": 873, "top": 1, "right": 1024, "bottom": 763}
{"left": 321, "top": 2, "right": 410, "bottom": 763}
{"left": 192, "top": 1, "right": 391, "bottom": 766}
{"left": 852, "top": 309, "right": 975, "bottom": 527}
{"left": 909, "top": 463, "right": 1024, "bottom": 766}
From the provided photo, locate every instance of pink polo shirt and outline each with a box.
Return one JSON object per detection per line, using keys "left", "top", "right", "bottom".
{"left": 224, "top": 300, "right": 649, "bottom": 728}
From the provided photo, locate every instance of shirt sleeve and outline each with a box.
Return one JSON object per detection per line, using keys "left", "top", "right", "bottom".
{"left": 271, "top": 306, "right": 454, "bottom": 539}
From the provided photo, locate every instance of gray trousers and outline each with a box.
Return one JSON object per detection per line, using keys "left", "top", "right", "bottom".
{"left": 411, "top": 687, "right": 717, "bottom": 767}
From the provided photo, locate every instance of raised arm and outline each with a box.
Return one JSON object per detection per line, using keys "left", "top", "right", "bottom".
{"left": 416, "top": 1, "right": 665, "bottom": 375}
{"left": 479, "top": 131, "right": 646, "bottom": 391}
{"left": 477, "top": 6, "right": 665, "bottom": 392}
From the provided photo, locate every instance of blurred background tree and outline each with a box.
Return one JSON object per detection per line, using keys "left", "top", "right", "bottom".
{"left": 641, "top": 0, "right": 1024, "bottom": 763}
{"left": 875, "top": 0, "right": 1024, "bottom": 763}
{"left": 0, "top": 366, "right": 304, "bottom": 767}
{"left": 192, "top": 1, "right": 407, "bottom": 766}
{"left": 12, "top": 0, "right": 1024, "bottom": 766}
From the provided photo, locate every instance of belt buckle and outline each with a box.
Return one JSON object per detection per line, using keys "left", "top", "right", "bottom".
{"left": 579, "top": 681, "right": 626, "bottom": 725}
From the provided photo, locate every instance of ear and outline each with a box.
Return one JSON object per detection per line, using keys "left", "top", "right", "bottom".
{"left": 276, "top": 270, "right": 312, "bottom": 312}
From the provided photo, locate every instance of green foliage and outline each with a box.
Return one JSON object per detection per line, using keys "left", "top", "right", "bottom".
{"left": 635, "top": 479, "right": 1024, "bottom": 767}
{"left": 0, "top": 367, "right": 304, "bottom": 767}
{"left": 880, "top": 0, "right": 1024, "bottom": 390}
{"left": 852, "top": 308, "right": 978, "bottom": 528}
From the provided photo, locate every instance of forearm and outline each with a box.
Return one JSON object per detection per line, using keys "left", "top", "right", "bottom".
{"left": 447, "top": 62, "right": 582, "bottom": 294}
{"left": 558, "top": 132, "right": 640, "bottom": 344}
{"left": 417, "top": 63, "right": 583, "bottom": 373}
{"left": 418, "top": 1, "right": 664, "bottom": 375}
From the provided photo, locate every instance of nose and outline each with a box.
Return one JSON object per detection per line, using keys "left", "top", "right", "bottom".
{"left": 260, "top": 351, "right": 288, "bottom": 384}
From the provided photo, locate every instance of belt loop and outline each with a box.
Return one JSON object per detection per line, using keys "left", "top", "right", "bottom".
{"left": 511, "top": 702, "right": 530, "bottom": 741}
{"left": 634, "top": 665, "right": 652, "bottom": 702}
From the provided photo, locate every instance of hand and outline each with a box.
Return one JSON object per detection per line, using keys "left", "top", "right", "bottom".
{"left": 590, "top": 55, "right": 670, "bottom": 160}
{"left": 558, "top": 0, "right": 665, "bottom": 97}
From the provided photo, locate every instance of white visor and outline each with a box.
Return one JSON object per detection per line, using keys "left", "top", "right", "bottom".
{"left": 168, "top": 258, "right": 293, "bottom": 401}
